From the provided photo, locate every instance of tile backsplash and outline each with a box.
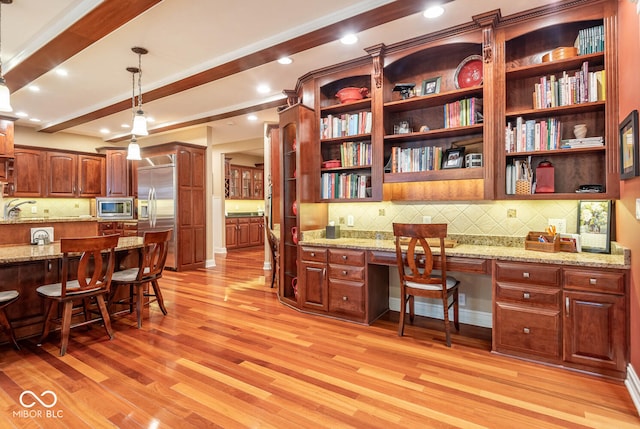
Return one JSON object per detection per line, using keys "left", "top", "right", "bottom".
{"left": 4, "top": 198, "right": 92, "bottom": 219}
{"left": 328, "top": 200, "right": 581, "bottom": 236}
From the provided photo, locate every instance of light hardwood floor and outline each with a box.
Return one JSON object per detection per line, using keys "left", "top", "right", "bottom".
{"left": 1, "top": 247, "right": 639, "bottom": 428}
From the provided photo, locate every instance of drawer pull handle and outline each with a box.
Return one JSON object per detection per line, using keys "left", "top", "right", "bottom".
{"left": 523, "top": 327, "right": 530, "bottom": 334}
{"left": 566, "top": 297, "right": 570, "bottom": 316}
{"left": 523, "top": 272, "right": 530, "bottom": 278}
{"left": 523, "top": 292, "right": 530, "bottom": 299}
{"left": 589, "top": 278, "right": 597, "bottom": 285}
{"left": 310, "top": 252, "right": 315, "bottom": 257}
{"left": 342, "top": 296, "right": 348, "bottom": 301}
{"left": 342, "top": 255, "right": 347, "bottom": 260}
{"left": 342, "top": 270, "right": 347, "bottom": 275}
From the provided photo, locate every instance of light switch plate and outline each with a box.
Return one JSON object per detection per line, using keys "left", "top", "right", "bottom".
{"left": 636, "top": 198, "right": 640, "bottom": 220}
{"left": 548, "top": 218, "right": 567, "bottom": 233}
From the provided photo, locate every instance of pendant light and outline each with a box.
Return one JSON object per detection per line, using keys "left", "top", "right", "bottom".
{"left": 0, "top": 0, "right": 13, "bottom": 112}
{"left": 126, "top": 66, "right": 142, "bottom": 160}
{"left": 130, "top": 47, "right": 148, "bottom": 136}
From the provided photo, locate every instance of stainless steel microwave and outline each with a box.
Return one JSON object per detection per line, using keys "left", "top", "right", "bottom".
{"left": 96, "top": 197, "right": 135, "bottom": 219}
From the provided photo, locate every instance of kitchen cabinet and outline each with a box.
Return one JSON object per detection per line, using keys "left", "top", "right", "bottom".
{"left": 252, "top": 168, "right": 264, "bottom": 200}
{"left": 225, "top": 216, "right": 263, "bottom": 249}
{"left": 98, "top": 221, "right": 138, "bottom": 237}
{"left": 227, "top": 164, "right": 241, "bottom": 199}
{"left": 300, "top": 246, "right": 328, "bottom": 311}
{"left": 12, "top": 148, "right": 45, "bottom": 197}
{"left": 226, "top": 164, "right": 264, "bottom": 199}
{"left": 0, "top": 116, "right": 15, "bottom": 157}
{"left": 105, "top": 149, "right": 130, "bottom": 197}
{"left": 45, "top": 151, "right": 105, "bottom": 197}
{"left": 177, "top": 146, "right": 206, "bottom": 270}
{"left": 225, "top": 218, "right": 239, "bottom": 249}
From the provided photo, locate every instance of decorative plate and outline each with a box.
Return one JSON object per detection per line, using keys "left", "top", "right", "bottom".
{"left": 454, "top": 55, "right": 483, "bottom": 89}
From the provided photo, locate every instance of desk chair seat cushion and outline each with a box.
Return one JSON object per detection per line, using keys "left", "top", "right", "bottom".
{"left": 0, "top": 290, "right": 19, "bottom": 303}
{"left": 405, "top": 275, "right": 458, "bottom": 291}
{"left": 37, "top": 280, "right": 101, "bottom": 298}
{"left": 111, "top": 267, "right": 152, "bottom": 283}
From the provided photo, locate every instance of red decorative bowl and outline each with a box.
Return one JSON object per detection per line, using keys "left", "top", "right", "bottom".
{"left": 322, "top": 160, "right": 341, "bottom": 168}
{"left": 454, "top": 55, "right": 483, "bottom": 89}
{"left": 335, "top": 87, "right": 369, "bottom": 104}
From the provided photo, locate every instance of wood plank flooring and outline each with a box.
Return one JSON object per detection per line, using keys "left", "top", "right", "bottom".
{"left": 1, "top": 247, "right": 638, "bottom": 428}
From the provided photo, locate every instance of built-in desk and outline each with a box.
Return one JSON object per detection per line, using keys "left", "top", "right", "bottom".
{"left": 0, "top": 237, "right": 144, "bottom": 343}
{"left": 295, "top": 234, "right": 630, "bottom": 379}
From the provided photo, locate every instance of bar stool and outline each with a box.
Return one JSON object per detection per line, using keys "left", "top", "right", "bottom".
{"left": 0, "top": 290, "right": 21, "bottom": 350}
{"left": 37, "top": 234, "right": 120, "bottom": 356}
{"left": 109, "top": 229, "right": 172, "bottom": 328}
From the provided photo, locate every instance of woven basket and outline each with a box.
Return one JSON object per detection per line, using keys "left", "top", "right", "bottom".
{"left": 515, "top": 179, "right": 531, "bottom": 195}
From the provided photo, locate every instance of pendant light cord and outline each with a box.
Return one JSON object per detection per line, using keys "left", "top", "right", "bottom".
{"left": 0, "top": 2, "right": 4, "bottom": 77}
{"left": 137, "top": 51, "right": 143, "bottom": 109}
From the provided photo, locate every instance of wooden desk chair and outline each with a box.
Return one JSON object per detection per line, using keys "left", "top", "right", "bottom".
{"left": 109, "top": 229, "right": 171, "bottom": 328}
{"left": 393, "top": 223, "right": 460, "bottom": 347}
{"left": 266, "top": 223, "right": 280, "bottom": 289}
{"left": 0, "top": 290, "right": 21, "bottom": 350}
{"left": 37, "top": 234, "right": 120, "bottom": 356}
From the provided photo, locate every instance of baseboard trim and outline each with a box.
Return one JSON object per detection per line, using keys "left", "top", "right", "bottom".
{"left": 205, "top": 258, "right": 216, "bottom": 268}
{"left": 389, "top": 297, "right": 492, "bottom": 328}
{"left": 625, "top": 364, "right": 640, "bottom": 415}
{"left": 263, "top": 262, "right": 272, "bottom": 270}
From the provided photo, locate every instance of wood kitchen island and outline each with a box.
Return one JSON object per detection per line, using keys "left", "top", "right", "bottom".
{"left": 0, "top": 236, "right": 143, "bottom": 344}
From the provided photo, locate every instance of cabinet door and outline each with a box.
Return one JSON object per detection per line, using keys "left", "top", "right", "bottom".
{"left": 106, "top": 150, "right": 129, "bottom": 197}
{"left": 46, "top": 151, "right": 77, "bottom": 197}
{"left": 237, "top": 218, "right": 251, "bottom": 247}
{"left": 228, "top": 165, "right": 241, "bottom": 199}
{"left": 0, "top": 118, "right": 14, "bottom": 157}
{"left": 249, "top": 218, "right": 262, "bottom": 246}
{"left": 77, "top": 154, "right": 105, "bottom": 197}
{"left": 13, "top": 149, "right": 45, "bottom": 197}
{"left": 241, "top": 168, "right": 252, "bottom": 199}
{"left": 563, "top": 291, "right": 626, "bottom": 373}
{"left": 225, "top": 219, "right": 238, "bottom": 249}
{"left": 300, "top": 261, "right": 328, "bottom": 311}
{"left": 252, "top": 168, "right": 264, "bottom": 199}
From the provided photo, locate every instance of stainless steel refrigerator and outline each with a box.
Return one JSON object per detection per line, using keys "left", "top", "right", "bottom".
{"left": 138, "top": 154, "right": 177, "bottom": 270}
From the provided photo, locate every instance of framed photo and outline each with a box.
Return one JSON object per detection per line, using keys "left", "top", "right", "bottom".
{"left": 442, "top": 147, "right": 465, "bottom": 169}
{"left": 421, "top": 76, "right": 441, "bottom": 95}
{"left": 577, "top": 200, "right": 612, "bottom": 254}
{"left": 619, "top": 109, "right": 639, "bottom": 180}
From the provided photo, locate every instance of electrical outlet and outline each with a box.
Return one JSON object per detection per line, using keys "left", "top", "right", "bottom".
{"left": 422, "top": 215, "right": 432, "bottom": 223}
{"left": 507, "top": 209, "right": 517, "bottom": 218}
{"left": 378, "top": 208, "right": 385, "bottom": 216}
{"left": 347, "top": 215, "right": 354, "bottom": 226}
{"left": 31, "top": 206, "right": 38, "bottom": 214}
{"left": 459, "top": 293, "right": 466, "bottom": 306}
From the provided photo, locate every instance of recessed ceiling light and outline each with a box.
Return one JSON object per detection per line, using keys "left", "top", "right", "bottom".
{"left": 55, "top": 68, "right": 68, "bottom": 77}
{"left": 340, "top": 34, "right": 358, "bottom": 45}
{"left": 28, "top": 85, "right": 40, "bottom": 92}
{"left": 277, "top": 57, "right": 293, "bottom": 65}
{"left": 121, "top": 123, "right": 130, "bottom": 128}
{"left": 100, "top": 128, "right": 110, "bottom": 134}
{"left": 146, "top": 116, "right": 155, "bottom": 123}
{"left": 247, "top": 114, "right": 258, "bottom": 121}
{"left": 15, "top": 111, "right": 28, "bottom": 117}
{"left": 423, "top": 5, "right": 444, "bottom": 19}
{"left": 30, "top": 118, "right": 41, "bottom": 123}
{"left": 257, "top": 84, "right": 270, "bottom": 94}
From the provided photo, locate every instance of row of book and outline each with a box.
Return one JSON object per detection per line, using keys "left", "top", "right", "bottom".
{"left": 577, "top": 24, "right": 604, "bottom": 55}
{"left": 505, "top": 117, "right": 562, "bottom": 153}
{"left": 532, "top": 62, "right": 605, "bottom": 109}
{"left": 388, "top": 145, "right": 444, "bottom": 173}
{"left": 320, "top": 172, "right": 371, "bottom": 199}
{"left": 560, "top": 136, "right": 604, "bottom": 149}
{"left": 333, "top": 141, "right": 372, "bottom": 168}
{"left": 320, "top": 111, "right": 372, "bottom": 139}
{"left": 444, "top": 97, "right": 483, "bottom": 129}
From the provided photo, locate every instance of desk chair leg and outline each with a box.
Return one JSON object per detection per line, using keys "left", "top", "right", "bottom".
{"left": 0, "top": 309, "right": 20, "bottom": 350}
{"left": 443, "top": 296, "right": 452, "bottom": 347}
{"left": 59, "top": 300, "right": 74, "bottom": 356}
{"left": 151, "top": 280, "right": 168, "bottom": 315}
{"left": 398, "top": 295, "right": 407, "bottom": 336}
{"left": 453, "top": 289, "right": 460, "bottom": 331}
{"left": 270, "top": 268, "right": 276, "bottom": 288}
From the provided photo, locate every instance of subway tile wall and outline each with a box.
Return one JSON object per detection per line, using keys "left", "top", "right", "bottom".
{"left": 328, "top": 200, "right": 580, "bottom": 236}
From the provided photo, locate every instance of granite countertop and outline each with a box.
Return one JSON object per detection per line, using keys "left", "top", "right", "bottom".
{"left": 0, "top": 236, "right": 144, "bottom": 264}
{"left": 0, "top": 216, "right": 98, "bottom": 225}
{"left": 299, "top": 230, "right": 630, "bottom": 269}
{"left": 226, "top": 212, "right": 264, "bottom": 218}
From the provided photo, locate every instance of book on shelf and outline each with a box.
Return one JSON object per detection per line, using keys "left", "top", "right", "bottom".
{"left": 321, "top": 172, "right": 371, "bottom": 199}
{"left": 320, "top": 111, "right": 372, "bottom": 139}
{"left": 532, "top": 62, "right": 605, "bottom": 109}
{"left": 577, "top": 24, "right": 604, "bottom": 55}
{"left": 338, "top": 141, "right": 372, "bottom": 167}
{"left": 506, "top": 117, "right": 562, "bottom": 153}
{"left": 444, "top": 97, "right": 483, "bottom": 128}
{"left": 560, "top": 136, "right": 604, "bottom": 148}
{"left": 389, "top": 145, "right": 443, "bottom": 173}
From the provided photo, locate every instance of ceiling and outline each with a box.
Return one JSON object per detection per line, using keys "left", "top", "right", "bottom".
{"left": 2, "top": 0, "right": 561, "bottom": 154}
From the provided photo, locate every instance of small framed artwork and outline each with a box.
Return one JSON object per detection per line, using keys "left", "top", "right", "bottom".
{"left": 577, "top": 200, "right": 612, "bottom": 254}
{"left": 442, "top": 147, "right": 465, "bottom": 169}
{"left": 619, "top": 109, "right": 639, "bottom": 180}
{"left": 421, "top": 76, "right": 441, "bottom": 95}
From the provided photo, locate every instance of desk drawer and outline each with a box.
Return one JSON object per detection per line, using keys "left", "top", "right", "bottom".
{"left": 563, "top": 269, "right": 625, "bottom": 294}
{"left": 300, "top": 247, "right": 327, "bottom": 263}
{"left": 329, "top": 280, "right": 365, "bottom": 317}
{"left": 328, "top": 265, "right": 365, "bottom": 281}
{"left": 495, "top": 282, "right": 561, "bottom": 308}
{"left": 495, "top": 302, "right": 561, "bottom": 360}
{"left": 328, "top": 249, "right": 365, "bottom": 266}
{"left": 495, "top": 262, "right": 560, "bottom": 286}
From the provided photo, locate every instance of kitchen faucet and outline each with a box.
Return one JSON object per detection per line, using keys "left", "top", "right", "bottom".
{"left": 3, "top": 199, "right": 36, "bottom": 220}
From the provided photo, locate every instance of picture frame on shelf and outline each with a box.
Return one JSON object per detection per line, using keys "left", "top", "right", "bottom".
{"left": 442, "top": 147, "right": 465, "bottom": 169}
{"left": 421, "top": 76, "right": 441, "bottom": 95}
{"left": 577, "top": 200, "right": 612, "bottom": 254}
{"left": 619, "top": 109, "right": 639, "bottom": 180}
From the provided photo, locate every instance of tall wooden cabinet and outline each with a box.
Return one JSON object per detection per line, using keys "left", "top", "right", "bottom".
{"left": 105, "top": 149, "right": 130, "bottom": 197}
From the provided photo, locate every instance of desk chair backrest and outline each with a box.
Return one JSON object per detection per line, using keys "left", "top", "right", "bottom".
{"left": 393, "top": 223, "right": 449, "bottom": 289}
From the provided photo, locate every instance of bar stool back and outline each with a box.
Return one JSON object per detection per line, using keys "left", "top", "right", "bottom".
{"left": 0, "top": 290, "right": 20, "bottom": 350}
